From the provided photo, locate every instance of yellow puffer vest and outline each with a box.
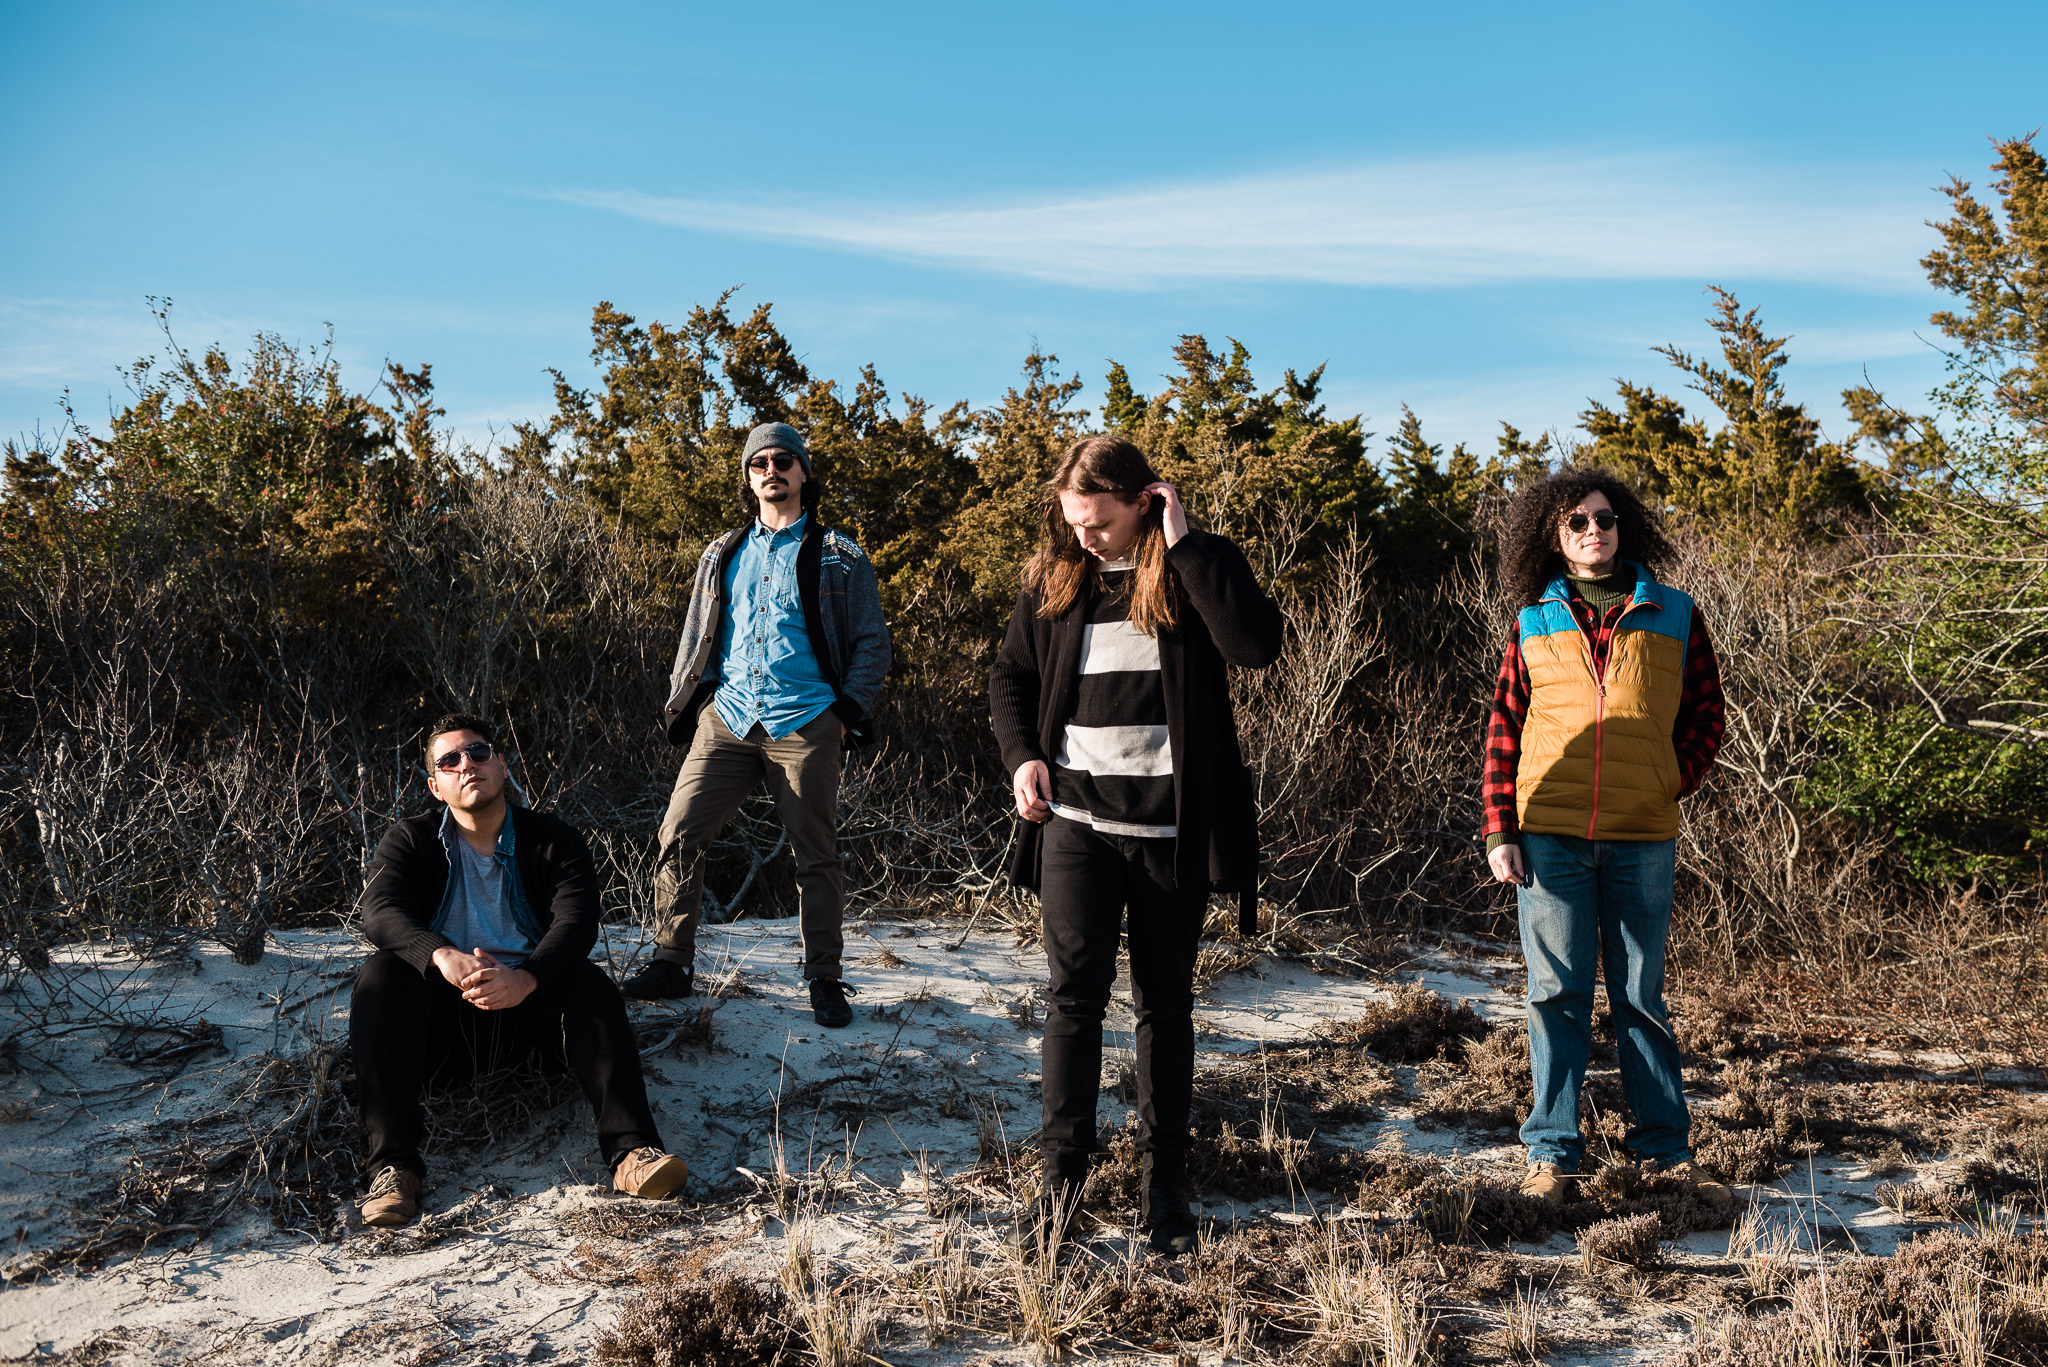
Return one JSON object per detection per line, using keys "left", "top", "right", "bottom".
{"left": 1515, "top": 568, "right": 1694, "bottom": 841}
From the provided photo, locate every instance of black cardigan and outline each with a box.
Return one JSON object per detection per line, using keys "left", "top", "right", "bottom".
{"left": 357, "top": 806, "right": 602, "bottom": 994}
{"left": 988, "top": 532, "right": 1284, "bottom": 922}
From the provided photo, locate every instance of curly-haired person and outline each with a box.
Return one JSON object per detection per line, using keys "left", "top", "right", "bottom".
{"left": 1482, "top": 468, "right": 1734, "bottom": 1210}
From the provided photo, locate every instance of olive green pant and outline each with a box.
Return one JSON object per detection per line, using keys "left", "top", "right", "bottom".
{"left": 650, "top": 706, "right": 845, "bottom": 980}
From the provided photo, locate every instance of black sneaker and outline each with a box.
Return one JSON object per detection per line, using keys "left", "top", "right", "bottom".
{"left": 621, "top": 959, "right": 694, "bottom": 1000}
{"left": 1141, "top": 1186, "right": 1199, "bottom": 1258}
{"left": 809, "top": 977, "right": 856, "bottom": 1028}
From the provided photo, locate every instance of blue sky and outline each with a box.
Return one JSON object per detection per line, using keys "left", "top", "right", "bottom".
{"left": 3, "top": 1, "right": 2042, "bottom": 461}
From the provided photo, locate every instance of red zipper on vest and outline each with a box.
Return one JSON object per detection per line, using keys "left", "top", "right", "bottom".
{"left": 1574, "top": 596, "right": 1648, "bottom": 840}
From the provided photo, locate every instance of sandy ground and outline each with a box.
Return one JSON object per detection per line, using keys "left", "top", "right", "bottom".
{"left": 0, "top": 916, "right": 2024, "bottom": 1364}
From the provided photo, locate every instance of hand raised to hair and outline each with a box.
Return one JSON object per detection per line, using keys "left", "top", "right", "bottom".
{"left": 1143, "top": 482, "right": 1189, "bottom": 548}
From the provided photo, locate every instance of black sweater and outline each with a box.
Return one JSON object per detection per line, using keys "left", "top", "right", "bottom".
{"left": 357, "top": 806, "right": 602, "bottom": 994}
{"left": 989, "top": 531, "right": 1284, "bottom": 906}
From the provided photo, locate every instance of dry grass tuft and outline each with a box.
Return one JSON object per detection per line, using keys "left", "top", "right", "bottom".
{"left": 1414, "top": 1026, "right": 1532, "bottom": 1134}
{"left": 1003, "top": 1220, "right": 1113, "bottom": 1358}
{"left": 1193, "top": 940, "right": 1259, "bottom": 993}
{"left": 1396, "top": 1173, "right": 1557, "bottom": 1245}
{"left": 1966, "top": 1122, "right": 2048, "bottom": 1210}
{"left": 1671, "top": 1225, "right": 2048, "bottom": 1366}
{"left": 1577, "top": 1212, "right": 1664, "bottom": 1272}
{"left": 593, "top": 1274, "right": 796, "bottom": 1367}
{"left": 1496, "top": 1279, "right": 1547, "bottom": 1363}
{"left": 1302, "top": 1222, "right": 1445, "bottom": 1366}
{"left": 1684, "top": 1060, "right": 1820, "bottom": 1185}
{"left": 1206, "top": 1036, "right": 1402, "bottom": 1132}
{"left": 1335, "top": 981, "right": 1492, "bottom": 1063}
{"left": 903, "top": 1217, "right": 976, "bottom": 1345}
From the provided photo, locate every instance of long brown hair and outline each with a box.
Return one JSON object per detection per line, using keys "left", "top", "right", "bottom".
{"left": 1022, "top": 436, "right": 1178, "bottom": 634}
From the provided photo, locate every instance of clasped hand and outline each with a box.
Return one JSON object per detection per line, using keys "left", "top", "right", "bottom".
{"left": 433, "top": 945, "right": 537, "bottom": 1010}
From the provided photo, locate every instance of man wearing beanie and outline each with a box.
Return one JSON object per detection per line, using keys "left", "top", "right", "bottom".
{"left": 623, "top": 422, "right": 891, "bottom": 1028}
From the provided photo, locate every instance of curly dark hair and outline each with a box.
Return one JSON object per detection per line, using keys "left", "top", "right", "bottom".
{"left": 1498, "top": 467, "right": 1675, "bottom": 607}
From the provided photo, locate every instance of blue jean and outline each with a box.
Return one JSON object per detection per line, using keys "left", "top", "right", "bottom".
{"left": 1517, "top": 832, "right": 1691, "bottom": 1170}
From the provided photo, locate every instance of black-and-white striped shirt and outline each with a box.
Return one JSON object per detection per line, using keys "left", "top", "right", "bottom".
{"left": 1050, "top": 566, "right": 1176, "bottom": 838}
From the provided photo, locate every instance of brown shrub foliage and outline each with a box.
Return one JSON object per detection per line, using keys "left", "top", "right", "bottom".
{"left": 1332, "top": 981, "right": 1492, "bottom": 1063}
{"left": 1577, "top": 1212, "right": 1665, "bottom": 1271}
{"left": 594, "top": 1275, "right": 797, "bottom": 1367}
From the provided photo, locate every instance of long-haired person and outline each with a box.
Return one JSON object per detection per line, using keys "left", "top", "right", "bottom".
{"left": 1482, "top": 468, "right": 1732, "bottom": 1208}
{"left": 989, "top": 435, "right": 1283, "bottom": 1256}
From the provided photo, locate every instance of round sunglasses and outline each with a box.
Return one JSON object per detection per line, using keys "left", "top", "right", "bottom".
{"left": 432, "top": 740, "right": 497, "bottom": 771}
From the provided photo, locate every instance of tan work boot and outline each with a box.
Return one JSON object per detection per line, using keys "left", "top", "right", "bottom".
{"left": 1659, "top": 1160, "right": 1736, "bottom": 1209}
{"left": 361, "top": 1166, "right": 422, "bottom": 1227}
{"left": 613, "top": 1147, "right": 689, "bottom": 1199}
{"left": 1520, "top": 1161, "right": 1574, "bottom": 1205}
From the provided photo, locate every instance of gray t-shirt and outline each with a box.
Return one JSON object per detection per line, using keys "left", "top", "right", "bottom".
{"left": 438, "top": 813, "right": 536, "bottom": 967}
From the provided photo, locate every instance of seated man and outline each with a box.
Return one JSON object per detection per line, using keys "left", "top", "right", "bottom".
{"left": 351, "top": 712, "right": 688, "bottom": 1227}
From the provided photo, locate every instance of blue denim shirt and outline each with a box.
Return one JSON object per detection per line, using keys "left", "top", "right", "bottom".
{"left": 713, "top": 514, "right": 837, "bottom": 740}
{"left": 430, "top": 808, "right": 540, "bottom": 965}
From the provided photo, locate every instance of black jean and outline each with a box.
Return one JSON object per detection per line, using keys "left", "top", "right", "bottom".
{"left": 1038, "top": 815, "right": 1205, "bottom": 1192}
{"left": 350, "top": 950, "right": 663, "bottom": 1177}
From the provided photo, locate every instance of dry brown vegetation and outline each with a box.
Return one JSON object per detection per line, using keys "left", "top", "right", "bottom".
{"left": 12, "top": 141, "right": 2048, "bottom": 1357}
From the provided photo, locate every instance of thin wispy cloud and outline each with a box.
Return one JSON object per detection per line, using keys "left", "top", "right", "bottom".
{"left": 550, "top": 153, "right": 1935, "bottom": 291}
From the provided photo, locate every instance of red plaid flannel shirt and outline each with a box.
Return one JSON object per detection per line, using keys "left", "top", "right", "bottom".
{"left": 1481, "top": 592, "right": 1724, "bottom": 844}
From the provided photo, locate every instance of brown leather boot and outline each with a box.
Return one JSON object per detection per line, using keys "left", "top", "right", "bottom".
{"left": 361, "top": 1166, "right": 422, "bottom": 1227}
{"left": 1520, "top": 1161, "right": 1574, "bottom": 1205}
{"left": 1657, "top": 1159, "right": 1737, "bottom": 1209}
{"left": 613, "top": 1147, "right": 689, "bottom": 1199}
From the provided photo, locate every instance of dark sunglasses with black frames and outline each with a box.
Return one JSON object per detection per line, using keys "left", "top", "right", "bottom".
{"left": 432, "top": 740, "right": 497, "bottom": 771}
{"left": 747, "top": 453, "right": 799, "bottom": 474}
{"left": 1562, "top": 510, "right": 1618, "bottom": 533}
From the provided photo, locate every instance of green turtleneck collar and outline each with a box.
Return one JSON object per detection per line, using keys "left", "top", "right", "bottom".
{"left": 1566, "top": 561, "right": 1637, "bottom": 614}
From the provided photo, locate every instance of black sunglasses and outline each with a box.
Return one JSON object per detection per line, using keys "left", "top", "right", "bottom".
{"left": 432, "top": 740, "right": 497, "bottom": 771}
{"left": 1563, "top": 510, "right": 1617, "bottom": 534}
{"left": 747, "top": 454, "right": 798, "bottom": 473}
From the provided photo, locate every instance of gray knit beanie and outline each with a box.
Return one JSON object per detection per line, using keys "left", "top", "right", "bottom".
{"left": 741, "top": 422, "right": 811, "bottom": 476}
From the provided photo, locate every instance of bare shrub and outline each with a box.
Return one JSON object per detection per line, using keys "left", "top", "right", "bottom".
{"left": 1231, "top": 534, "right": 1503, "bottom": 935}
